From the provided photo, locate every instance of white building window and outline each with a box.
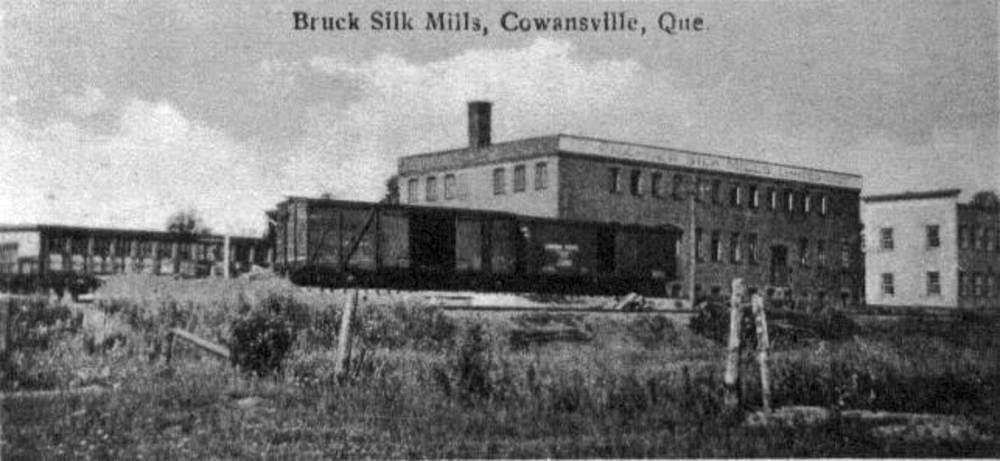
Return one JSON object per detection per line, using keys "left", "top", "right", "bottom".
{"left": 926, "top": 225, "right": 940, "bottom": 248}
{"left": 927, "top": 271, "right": 941, "bottom": 296}
{"left": 513, "top": 164, "right": 526, "bottom": 192}
{"left": 609, "top": 167, "right": 622, "bottom": 193}
{"left": 444, "top": 174, "right": 456, "bottom": 200}
{"left": 425, "top": 176, "right": 438, "bottom": 202}
{"left": 493, "top": 168, "right": 505, "bottom": 195}
{"left": 534, "top": 162, "right": 548, "bottom": 190}
{"left": 880, "top": 228, "right": 894, "bottom": 250}
{"left": 407, "top": 178, "right": 418, "bottom": 203}
{"left": 881, "top": 273, "right": 894, "bottom": 297}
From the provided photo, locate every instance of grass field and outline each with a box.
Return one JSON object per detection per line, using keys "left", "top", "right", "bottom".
{"left": 3, "top": 275, "right": 1000, "bottom": 459}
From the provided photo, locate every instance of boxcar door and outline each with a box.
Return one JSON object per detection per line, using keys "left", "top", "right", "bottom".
{"left": 409, "top": 212, "right": 456, "bottom": 273}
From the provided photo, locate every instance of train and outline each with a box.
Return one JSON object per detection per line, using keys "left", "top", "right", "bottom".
{"left": 270, "top": 197, "right": 683, "bottom": 296}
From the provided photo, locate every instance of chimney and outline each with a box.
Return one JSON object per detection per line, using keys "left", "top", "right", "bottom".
{"left": 467, "top": 101, "right": 492, "bottom": 149}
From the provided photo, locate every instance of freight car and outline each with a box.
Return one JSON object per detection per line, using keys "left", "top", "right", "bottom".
{"left": 270, "top": 197, "right": 683, "bottom": 296}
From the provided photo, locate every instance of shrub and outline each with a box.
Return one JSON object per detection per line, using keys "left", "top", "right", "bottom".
{"left": 689, "top": 299, "right": 757, "bottom": 348}
{"left": 230, "top": 309, "right": 296, "bottom": 377}
{"left": 628, "top": 315, "right": 677, "bottom": 348}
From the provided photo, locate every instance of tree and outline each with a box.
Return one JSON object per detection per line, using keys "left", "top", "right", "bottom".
{"left": 384, "top": 175, "right": 400, "bottom": 204}
{"left": 166, "top": 209, "right": 212, "bottom": 235}
{"left": 971, "top": 190, "right": 999, "bottom": 210}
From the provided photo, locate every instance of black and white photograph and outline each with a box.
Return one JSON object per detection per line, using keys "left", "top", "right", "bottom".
{"left": 1, "top": 0, "right": 998, "bottom": 458}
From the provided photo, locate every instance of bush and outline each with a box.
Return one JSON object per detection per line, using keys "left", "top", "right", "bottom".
{"left": 689, "top": 299, "right": 757, "bottom": 348}
{"left": 628, "top": 315, "right": 677, "bottom": 348}
{"left": 230, "top": 309, "right": 296, "bottom": 377}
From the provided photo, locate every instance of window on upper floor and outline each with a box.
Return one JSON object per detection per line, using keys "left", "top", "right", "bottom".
{"left": 817, "top": 239, "right": 827, "bottom": 266}
{"left": 820, "top": 195, "right": 829, "bottom": 216}
{"left": 974, "top": 273, "right": 984, "bottom": 297}
{"left": 609, "top": 167, "right": 622, "bottom": 193}
{"left": 493, "top": 168, "right": 506, "bottom": 195}
{"left": 513, "top": 164, "right": 526, "bottom": 193}
{"left": 630, "top": 170, "right": 643, "bottom": 196}
{"left": 672, "top": 174, "right": 685, "bottom": 199}
{"left": 730, "top": 232, "right": 742, "bottom": 263}
{"left": 881, "top": 273, "right": 894, "bottom": 297}
{"left": 425, "top": 176, "right": 438, "bottom": 202}
{"left": 711, "top": 179, "right": 723, "bottom": 204}
{"left": 804, "top": 194, "right": 813, "bottom": 214}
{"left": 710, "top": 230, "right": 722, "bottom": 262}
{"left": 880, "top": 228, "right": 894, "bottom": 250}
{"left": 768, "top": 188, "right": 778, "bottom": 211}
{"left": 959, "top": 225, "right": 970, "bottom": 249}
{"left": 927, "top": 271, "right": 941, "bottom": 296}
{"left": 651, "top": 172, "right": 663, "bottom": 197}
{"left": 786, "top": 190, "right": 795, "bottom": 213}
{"left": 406, "top": 178, "right": 419, "bottom": 203}
{"left": 534, "top": 162, "right": 548, "bottom": 190}
{"left": 695, "top": 227, "right": 704, "bottom": 262}
{"left": 747, "top": 233, "right": 759, "bottom": 264}
{"left": 749, "top": 185, "right": 760, "bottom": 209}
{"left": 444, "top": 174, "right": 456, "bottom": 200}
{"left": 926, "top": 225, "right": 940, "bottom": 248}
{"left": 729, "top": 184, "right": 741, "bottom": 207}
{"left": 975, "top": 226, "right": 986, "bottom": 250}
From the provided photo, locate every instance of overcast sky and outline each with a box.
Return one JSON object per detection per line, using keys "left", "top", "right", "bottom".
{"left": 2, "top": 0, "right": 997, "bottom": 235}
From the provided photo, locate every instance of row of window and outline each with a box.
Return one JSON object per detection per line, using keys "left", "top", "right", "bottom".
{"left": 405, "top": 162, "right": 550, "bottom": 203}
{"left": 880, "top": 272, "right": 942, "bottom": 297}
{"left": 959, "top": 225, "right": 999, "bottom": 252}
{"left": 607, "top": 167, "right": 835, "bottom": 217}
{"left": 44, "top": 237, "right": 254, "bottom": 261}
{"left": 878, "top": 225, "right": 941, "bottom": 250}
{"left": 692, "top": 229, "right": 851, "bottom": 267}
{"left": 881, "top": 271, "right": 1000, "bottom": 299}
{"left": 959, "top": 271, "right": 999, "bottom": 299}
{"left": 494, "top": 162, "right": 549, "bottom": 195}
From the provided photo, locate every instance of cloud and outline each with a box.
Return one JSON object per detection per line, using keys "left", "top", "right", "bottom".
{"left": 0, "top": 97, "right": 278, "bottom": 235}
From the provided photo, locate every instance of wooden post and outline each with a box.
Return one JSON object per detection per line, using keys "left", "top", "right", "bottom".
{"left": 724, "top": 278, "right": 746, "bottom": 412}
{"left": 752, "top": 293, "right": 771, "bottom": 412}
{"left": 1, "top": 297, "right": 9, "bottom": 380}
{"left": 223, "top": 236, "right": 231, "bottom": 279}
{"left": 335, "top": 290, "right": 358, "bottom": 382}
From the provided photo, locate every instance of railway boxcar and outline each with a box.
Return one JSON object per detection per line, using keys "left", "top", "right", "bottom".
{"left": 271, "top": 197, "right": 682, "bottom": 296}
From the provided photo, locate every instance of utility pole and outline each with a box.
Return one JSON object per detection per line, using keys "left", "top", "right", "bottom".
{"left": 688, "top": 185, "right": 698, "bottom": 309}
{"left": 223, "top": 235, "right": 231, "bottom": 279}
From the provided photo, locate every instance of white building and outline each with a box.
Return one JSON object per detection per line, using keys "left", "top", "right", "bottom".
{"left": 862, "top": 189, "right": 999, "bottom": 309}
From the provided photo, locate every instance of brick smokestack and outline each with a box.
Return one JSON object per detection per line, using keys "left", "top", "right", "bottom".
{"left": 467, "top": 101, "right": 492, "bottom": 149}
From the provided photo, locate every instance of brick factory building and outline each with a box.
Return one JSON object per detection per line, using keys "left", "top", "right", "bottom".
{"left": 0, "top": 225, "right": 270, "bottom": 278}
{"left": 398, "top": 102, "right": 864, "bottom": 307}
{"left": 863, "top": 189, "right": 999, "bottom": 309}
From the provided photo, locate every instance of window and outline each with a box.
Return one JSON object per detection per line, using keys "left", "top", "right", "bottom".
{"left": 534, "top": 162, "right": 548, "bottom": 190}
{"left": 840, "top": 238, "right": 850, "bottom": 268}
{"left": 975, "top": 227, "right": 986, "bottom": 250}
{"left": 672, "top": 174, "right": 686, "bottom": 199}
{"left": 747, "top": 233, "right": 759, "bottom": 264}
{"left": 989, "top": 273, "right": 997, "bottom": 298}
{"left": 711, "top": 180, "right": 723, "bottom": 204}
{"left": 926, "top": 225, "right": 940, "bottom": 248}
{"left": 729, "top": 184, "right": 741, "bottom": 207}
{"left": 927, "top": 272, "right": 941, "bottom": 296}
{"left": 974, "top": 273, "right": 984, "bottom": 297}
{"left": 425, "top": 176, "right": 438, "bottom": 202}
{"left": 959, "top": 271, "right": 968, "bottom": 297}
{"left": 730, "top": 232, "right": 742, "bottom": 263}
{"left": 959, "top": 226, "right": 970, "bottom": 249}
{"left": 609, "top": 167, "right": 622, "bottom": 193}
{"left": 880, "top": 228, "right": 894, "bottom": 250}
{"left": 710, "top": 230, "right": 722, "bottom": 262}
{"left": 768, "top": 188, "right": 778, "bottom": 210}
{"left": 817, "top": 240, "right": 827, "bottom": 266}
{"left": 881, "top": 273, "right": 894, "bottom": 297}
{"left": 444, "top": 174, "right": 456, "bottom": 200}
{"left": 987, "top": 228, "right": 995, "bottom": 252}
{"left": 804, "top": 194, "right": 812, "bottom": 214}
{"left": 696, "top": 178, "right": 709, "bottom": 202}
{"left": 695, "top": 228, "right": 704, "bottom": 262}
{"left": 798, "top": 238, "right": 809, "bottom": 266}
{"left": 749, "top": 186, "right": 760, "bottom": 209}
{"left": 820, "top": 195, "right": 829, "bottom": 216}
{"left": 493, "top": 168, "right": 505, "bottom": 195}
{"left": 630, "top": 170, "right": 643, "bottom": 196}
{"left": 407, "top": 178, "right": 418, "bottom": 203}
{"left": 513, "top": 164, "right": 526, "bottom": 192}
{"left": 651, "top": 172, "right": 663, "bottom": 197}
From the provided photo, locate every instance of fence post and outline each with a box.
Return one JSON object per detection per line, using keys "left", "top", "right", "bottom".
{"left": 335, "top": 289, "right": 358, "bottom": 382}
{"left": 752, "top": 293, "right": 771, "bottom": 412}
{"left": 724, "top": 278, "right": 747, "bottom": 412}
{"left": 1, "top": 296, "right": 9, "bottom": 381}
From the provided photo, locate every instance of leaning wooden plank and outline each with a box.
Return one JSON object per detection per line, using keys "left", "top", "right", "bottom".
{"left": 168, "top": 328, "right": 231, "bottom": 361}
{"left": 612, "top": 293, "right": 640, "bottom": 311}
